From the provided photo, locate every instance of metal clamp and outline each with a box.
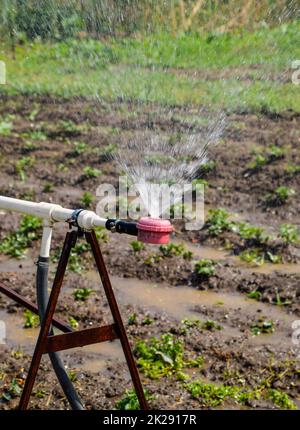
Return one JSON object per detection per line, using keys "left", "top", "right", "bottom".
{"left": 68, "top": 208, "right": 85, "bottom": 228}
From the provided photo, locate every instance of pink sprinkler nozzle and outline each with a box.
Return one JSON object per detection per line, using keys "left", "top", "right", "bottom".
{"left": 137, "top": 217, "right": 173, "bottom": 244}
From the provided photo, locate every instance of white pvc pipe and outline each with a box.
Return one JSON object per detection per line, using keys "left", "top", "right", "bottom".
{"left": 0, "top": 195, "right": 107, "bottom": 230}
{"left": 40, "top": 222, "right": 53, "bottom": 258}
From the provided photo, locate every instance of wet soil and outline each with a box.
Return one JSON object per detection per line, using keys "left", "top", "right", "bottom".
{"left": 0, "top": 95, "right": 299, "bottom": 410}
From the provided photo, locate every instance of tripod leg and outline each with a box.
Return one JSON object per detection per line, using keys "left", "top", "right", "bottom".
{"left": 85, "top": 230, "right": 148, "bottom": 410}
{"left": 19, "top": 230, "right": 78, "bottom": 410}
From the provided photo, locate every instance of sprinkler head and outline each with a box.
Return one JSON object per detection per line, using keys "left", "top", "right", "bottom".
{"left": 137, "top": 217, "right": 173, "bottom": 244}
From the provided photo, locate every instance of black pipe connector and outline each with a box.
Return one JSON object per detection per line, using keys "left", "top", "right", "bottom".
{"left": 105, "top": 219, "right": 138, "bottom": 237}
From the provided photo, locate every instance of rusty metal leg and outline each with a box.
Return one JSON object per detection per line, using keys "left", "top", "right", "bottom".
{"left": 85, "top": 230, "right": 148, "bottom": 410}
{"left": 18, "top": 229, "right": 78, "bottom": 410}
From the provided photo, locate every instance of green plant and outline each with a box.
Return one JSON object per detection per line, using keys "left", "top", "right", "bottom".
{"left": 240, "top": 248, "right": 265, "bottom": 266}
{"left": 194, "top": 259, "right": 215, "bottom": 277}
{"left": 0, "top": 117, "right": 13, "bottom": 136}
{"left": 266, "top": 389, "right": 297, "bottom": 410}
{"left": 186, "top": 380, "right": 239, "bottom": 407}
{"left": 23, "top": 310, "right": 39, "bottom": 328}
{"left": 159, "top": 242, "right": 186, "bottom": 257}
{"left": 0, "top": 215, "right": 42, "bottom": 258}
{"left": 202, "top": 319, "right": 222, "bottom": 331}
{"left": 274, "top": 289, "right": 291, "bottom": 306}
{"left": 279, "top": 224, "right": 298, "bottom": 244}
{"left": 2, "top": 378, "right": 22, "bottom": 401}
{"left": 130, "top": 240, "right": 145, "bottom": 253}
{"left": 248, "top": 153, "right": 267, "bottom": 170}
{"left": 73, "top": 141, "right": 87, "bottom": 155}
{"left": 266, "top": 186, "right": 295, "bottom": 206}
{"left": 250, "top": 319, "right": 274, "bottom": 335}
{"left": 128, "top": 313, "right": 137, "bottom": 325}
{"left": 69, "top": 316, "right": 79, "bottom": 329}
{"left": 43, "top": 182, "right": 54, "bottom": 193}
{"left": 247, "top": 290, "right": 262, "bottom": 300}
{"left": 15, "top": 156, "right": 35, "bottom": 181}
{"left": 200, "top": 161, "right": 216, "bottom": 173}
{"left": 80, "top": 191, "right": 94, "bottom": 208}
{"left": 134, "top": 333, "right": 201, "bottom": 380}
{"left": 73, "top": 287, "right": 95, "bottom": 301}
{"left": 237, "top": 222, "right": 269, "bottom": 244}
{"left": 206, "top": 208, "right": 234, "bottom": 236}
{"left": 83, "top": 166, "right": 101, "bottom": 178}
{"left": 115, "top": 389, "right": 153, "bottom": 410}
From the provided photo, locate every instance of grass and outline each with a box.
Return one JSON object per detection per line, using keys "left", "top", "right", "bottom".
{"left": 1, "top": 21, "right": 299, "bottom": 113}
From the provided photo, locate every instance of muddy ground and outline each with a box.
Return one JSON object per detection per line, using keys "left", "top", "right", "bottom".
{"left": 0, "top": 95, "right": 299, "bottom": 409}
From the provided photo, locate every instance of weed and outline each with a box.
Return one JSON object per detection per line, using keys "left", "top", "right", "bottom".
{"left": 194, "top": 259, "right": 215, "bottom": 277}
{"left": 43, "top": 182, "right": 54, "bottom": 193}
{"left": 237, "top": 222, "right": 269, "bottom": 244}
{"left": 15, "top": 156, "right": 35, "bottom": 181}
{"left": 115, "top": 389, "right": 153, "bottom": 410}
{"left": 69, "top": 316, "right": 79, "bottom": 329}
{"left": 266, "top": 186, "right": 295, "bottom": 206}
{"left": 240, "top": 249, "right": 265, "bottom": 266}
{"left": 279, "top": 224, "right": 298, "bottom": 244}
{"left": 250, "top": 319, "right": 274, "bottom": 336}
{"left": 0, "top": 117, "right": 13, "bottom": 136}
{"left": 134, "top": 333, "right": 201, "bottom": 380}
{"left": 0, "top": 215, "right": 42, "bottom": 258}
{"left": 130, "top": 240, "right": 145, "bottom": 253}
{"left": 266, "top": 389, "right": 297, "bottom": 410}
{"left": 128, "top": 313, "right": 137, "bottom": 325}
{"left": 23, "top": 310, "right": 39, "bottom": 328}
{"left": 202, "top": 319, "right": 222, "bottom": 331}
{"left": 206, "top": 208, "right": 234, "bottom": 236}
{"left": 73, "top": 287, "right": 95, "bottom": 301}
{"left": 2, "top": 378, "right": 23, "bottom": 401}
{"left": 83, "top": 166, "right": 101, "bottom": 178}
{"left": 247, "top": 290, "right": 262, "bottom": 300}
{"left": 73, "top": 141, "right": 87, "bottom": 155}
{"left": 186, "top": 380, "right": 239, "bottom": 407}
{"left": 80, "top": 191, "right": 94, "bottom": 208}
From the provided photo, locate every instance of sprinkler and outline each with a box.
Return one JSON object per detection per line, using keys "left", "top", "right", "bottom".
{"left": 0, "top": 196, "right": 172, "bottom": 244}
{"left": 137, "top": 217, "right": 173, "bottom": 244}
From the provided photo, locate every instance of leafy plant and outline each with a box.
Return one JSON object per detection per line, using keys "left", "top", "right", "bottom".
{"left": 73, "top": 141, "right": 87, "bottom": 155}
{"left": 202, "top": 319, "right": 222, "bottom": 331}
{"left": 240, "top": 248, "right": 265, "bottom": 266}
{"left": 23, "top": 310, "right": 39, "bottom": 328}
{"left": 186, "top": 380, "right": 239, "bottom": 407}
{"left": 279, "top": 224, "right": 298, "bottom": 244}
{"left": 130, "top": 240, "right": 145, "bottom": 253}
{"left": 247, "top": 290, "right": 262, "bottom": 300}
{"left": 266, "top": 389, "right": 297, "bottom": 410}
{"left": 250, "top": 319, "right": 274, "bottom": 335}
{"left": 69, "top": 316, "right": 79, "bottom": 329}
{"left": 80, "top": 191, "right": 94, "bottom": 208}
{"left": 115, "top": 389, "right": 153, "bottom": 410}
{"left": 134, "top": 333, "right": 201, "bottom": 380}
{"left": 266, "top": 186, "right": 295, "bottom": 206}
{"left": 237, "top": 222, "right": 269, "bottom": 244}
{"left": 159, "top": 242, "right": 186, "bottom": 257}
{"left": 43, "top": 182, "right": 54, "bottom": 193}
{"left": 73, "top": 287, "right": 95, "bottom": 301}
{"left": 194, "top": 259, "right": 215, "bottom": 277}
{"left": 128, "top": 313, "right": 137, "bottom": 325}
{"left": 0, "top": 118, "right": 13, "bottom": 136}
{"left": 206, "top": 208, "right": 234, "bottom": 236}
{"left": 2, "top": 378, "right": 22, "bottom": 401}
{"left": 0, "top": 215, "right": 42, "bottom": 258}
{"left": 15, "top": 156, "right": 35, "bottom": 181}
{"left": 83, "top": 166, "right": 101, "bottom": 178}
